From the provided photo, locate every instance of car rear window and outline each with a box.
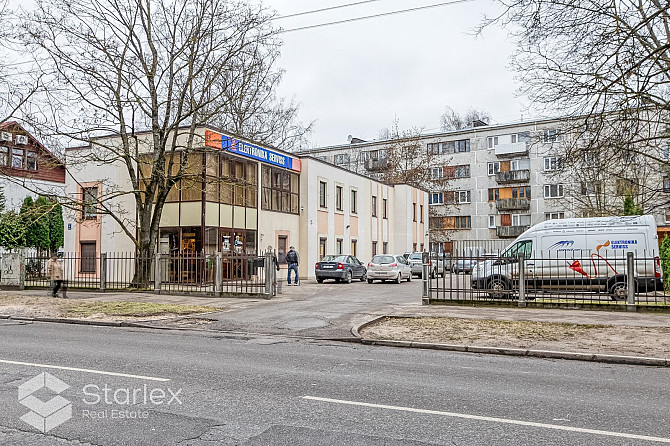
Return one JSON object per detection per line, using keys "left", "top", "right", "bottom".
{"left": 371, "top": 255, "right": 395, "bottom": 264}
{"left": 321, "top": 255, "right": 349, "bottom": 262}
{"left": 409, "top": 253, "right": 422, "bottom": 260}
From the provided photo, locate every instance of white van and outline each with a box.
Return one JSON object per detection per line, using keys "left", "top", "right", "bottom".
{"left": 471, "top": 215, "right": 663, "bottom": 299}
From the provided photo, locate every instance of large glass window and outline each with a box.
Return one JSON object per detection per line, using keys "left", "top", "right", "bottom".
{"left": 11, "top": 148, "right": 23, "bottom": 168}
{"left": 82, "top": 186, "right": 98, "bottom": 219}
{"left": 261, "top": 165, "right": 299, "bottom": 214}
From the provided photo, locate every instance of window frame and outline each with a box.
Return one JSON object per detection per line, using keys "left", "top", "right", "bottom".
{"left": 544, "top": 184, "right": 565, "bottom": 199}
{"left": 335, "top": 185, "right": 343, "bottom": 211}
{"left": 319, "top": 181, "right": 327, "bottom": 208}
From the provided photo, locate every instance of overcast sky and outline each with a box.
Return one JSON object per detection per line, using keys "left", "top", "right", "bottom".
{"left": 263, "top": 0, "right": 528, "bottom": 148}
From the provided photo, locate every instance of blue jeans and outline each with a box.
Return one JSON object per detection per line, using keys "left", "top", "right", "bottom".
{"left": 287, "top": 263, "right": 299, "bottom": 284}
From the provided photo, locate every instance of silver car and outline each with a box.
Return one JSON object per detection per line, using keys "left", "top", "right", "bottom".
{"left": 367, "top": 255, "right": 412, "bottom": 284}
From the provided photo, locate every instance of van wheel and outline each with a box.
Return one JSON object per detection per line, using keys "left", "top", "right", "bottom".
{"left": 360, "top": 273, "right": 367, "bottom": 282}
{"left": 609, "top": 280, "right": 628, "bottom": 301}
{"left": 488, "top": 277, "right": 511, "bottom": 298}
{"left": 367, "top": 279, "right": 374, "bottom": 284}
{"left": 407, "top": 273, "right": 411, "bottom": 282}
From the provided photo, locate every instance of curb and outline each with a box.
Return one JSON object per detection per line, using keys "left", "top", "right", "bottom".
{"left": 0, "top": 314, "right": 189, "bottom": 330}
{"left": 351, "top": 316, "right": 669, "bottom": 368}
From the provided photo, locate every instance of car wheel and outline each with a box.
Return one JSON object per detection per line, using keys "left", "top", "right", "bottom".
{"left": 316, "top": 278, "right": 324, "bottom": 283}
{"left": 345, "top": 271, "right": 352, "bottom": 284}
{"left": 609, "top": 280, "right": 629, "bottom": 301}
{"left": 367, "top": 279, "right": 374, "bottom": 284}
{"left": 381, "top": 279, "right": 386, "bottom": 283}
{"left": 406, "top": 273, "right": 411, "bottom": 282}
{"left": 488, "top": 277, "right": 511, "bottom": 298}
{"left": 360, "top": 272, "right": 367, "bottom": 282}
{"left": 430, "top": 268, "right": 436, "bottom": 279}
{"left": 395, "top": 273, "right": 402, "bottom": 284}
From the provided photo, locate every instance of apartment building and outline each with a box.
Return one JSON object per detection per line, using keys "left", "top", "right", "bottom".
{"left": 297, "top": 117, "right": 669, "bottom": 254}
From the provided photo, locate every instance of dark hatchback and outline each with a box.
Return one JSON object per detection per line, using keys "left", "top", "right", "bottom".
{"left": 315, "top": 255, "right": 367, "bottom": 283}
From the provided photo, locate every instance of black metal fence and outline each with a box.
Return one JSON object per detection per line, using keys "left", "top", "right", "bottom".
{"left": 23, "top": 250, "right": 276, "bottom": 297}
{"left": 427, "top": 253, "right": 670, "bottom": 308}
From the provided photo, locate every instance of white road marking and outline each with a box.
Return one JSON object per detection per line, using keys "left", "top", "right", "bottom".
{"left": 0, "top": 359, "right": 170, "bottom": 382}
{"left": 302, "top": 396, "right": 670, "bottom": 443}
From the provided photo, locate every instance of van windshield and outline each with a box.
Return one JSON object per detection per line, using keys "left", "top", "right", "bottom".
{"left": 503, "top": 240, "right": 533, "bottom": 258}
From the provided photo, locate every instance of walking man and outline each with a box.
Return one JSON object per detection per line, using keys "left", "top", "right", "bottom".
{"left": 46, "top": 254, "right": 64, "bottom": 298}
{"left": 286, "top": 245, "right": 299, "bottom": 285}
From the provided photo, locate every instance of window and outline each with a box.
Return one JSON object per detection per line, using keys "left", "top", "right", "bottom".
{"left": 453, "top": 165, "right": 470, "bottom": 178}
{"left": 336, "top": 238, "right": 343, "bottom": 255}
{"left": 510, "top": 159, "right": 530, "bottom": 171}
{"left": 359, "top": 151, "right": 369, "bottom": 163}
{"left": 503, "top": 240, "right": 533, "bottom": 258}
{"left": 456, "top": 216, "right": 471, "bottom": 229}
{"left": 454, "top": 139, "right": 470, "bottom": 152}
{"left": 413, "top": 203, "right": 417, "bottom": 221}
{"left": 456, "top": 191, "right": 471, "bottom": 204}
{"left": 383, "top": 242, "right": 388, "bottom": 254}
{"left": 512, "top": 214, "right": 531, "bottom": 226}
{"left": 382, "top": 199, "right": 388, "bottom": 219}
{"left": 544, "top": 156, "right": 562, "bottom": 171}
{"left": 335, "top": 185, "right": 343, "bottom": 211}
{"left": 664, "top": 177, "right": 670, "bottom": 193}
{"left": 26, "top": 151, "right": 37, "bottom": 171}
{"left": 488, "top": 215, "right": 496, "bottom": 228}
{"left": 370, "top": 149, "right": 387, "bottom": 160}
{"left": 487, "top": 136, "right": 499, "bottom": 149}
{"left": 351, "top": 240, "right": 357, "bottom": 257}
{"left": 319, "top": 238, "right": 327, "bottom": 258}
{"left": 351, "top": 189, "right": 358, "bottom": 213}
{"left": 80, "top": 241, "right": 96, "bottom": 273}
{"left": 543, "top": 129, "right": 562, "bottom": 143}
{"left": 277, "top": 235, "right": 288, "bottom": 263}
{"left": 11, "top": 148, "right": 23, "bottom": 168}
{"left": 545, "top": 212, "right": 565, "bottom": 220}
{"left": 82, "top": 186, "right": 98, "bottom": 219}
{"left": 544, "top": 184, "right": 564, "bottom": 198}
{"left": 511, "top": 186, "right": 531, "bottom": 199}
{"left": 429, "top": 192, "right": 444, "bottom": 205}
{"left": 372, "top": 241, "right": 377, "bottom": 256}
{"left": 487, "top": 162, "right": 500, "bottom": 175}
{"left": 487, "top": 188, "right": 500, "bottom": 201}
{"left": 334, "top": 154, "right": 349, "bottom": 165}
{"left": 371, "top": 196, "right": 377, "bottom": 217}
{"left": 319, "top": 181, "right": 327, "bottom": 207}
{"left": 431, "top": 167, "right": 444, "bottom": 179}
{"left": 0, "top": 147, "right": 6, "bottom": 165}
{"left": 581, "top": 182, "right": 602, "bottom": 196}
{"left": 261, "top": 165, "right": 298, "bottom": 213}
{"left": 420, "top": 205, "right": 424, "bottom": 223}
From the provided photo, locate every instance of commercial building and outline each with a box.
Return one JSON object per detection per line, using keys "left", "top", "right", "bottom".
{"left": 297, "top": 117, "right": 669, "bottom": 253}
{"left": 63, "top": 126, "right": 427, "bottom": 280}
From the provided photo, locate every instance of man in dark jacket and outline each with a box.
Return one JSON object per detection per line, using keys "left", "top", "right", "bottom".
{"left": 286, "top": 246, "right": 299, "bottom": 285}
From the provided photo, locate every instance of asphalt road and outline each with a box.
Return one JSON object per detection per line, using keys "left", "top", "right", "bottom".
{"left": 0, "top": 321, "right": 668, "bottom": 445}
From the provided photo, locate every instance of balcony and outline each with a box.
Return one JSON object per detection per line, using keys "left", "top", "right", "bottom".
{"left": 495, "top": 169, "right": 530, "bottom": 184}
{"left": 495, "top": 142, "right": 528, "bottom": 157}
{"left": 496, "top": 198, "right": 530, "bottom": 211}
{"left": 365, "top": 158, "right": 388, "bottom": 171}
{"left": 496, "top": 225, "right": 530, "bottom": 238}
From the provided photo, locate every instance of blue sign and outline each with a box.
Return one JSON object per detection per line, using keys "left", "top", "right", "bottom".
{"left": 221, "top": 134, "right": 299, "bottom": 171}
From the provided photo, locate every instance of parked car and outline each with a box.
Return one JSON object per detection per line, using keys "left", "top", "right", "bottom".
{"left": 315, "top": 255, "right": 367, "bottom": 283}
{"left": 407, "top": 252, "right": 443, "bottom": 278}
{"left": 452, "top": 259, "right": 477, "bottom": 274}
{"left": 367, "top": 254, "right": 412, "bottom": 284}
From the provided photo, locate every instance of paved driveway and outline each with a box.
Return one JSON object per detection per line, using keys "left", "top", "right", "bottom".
{"left": 197, "top": 279, "right": 423, "bottom": 339}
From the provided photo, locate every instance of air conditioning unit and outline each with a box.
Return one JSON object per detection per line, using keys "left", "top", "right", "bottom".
{"left": 15, "top": 135, "right": 28, "bottom": 145}
{"left": 0, "top": 132, "right": 11, "bottom": 142}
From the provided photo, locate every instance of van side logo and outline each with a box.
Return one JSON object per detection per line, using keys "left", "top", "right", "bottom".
{"left": 548, "top": 240, "right": 574, "bottom": 250}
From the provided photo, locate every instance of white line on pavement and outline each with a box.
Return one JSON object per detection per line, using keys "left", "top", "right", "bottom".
{"left": 302, "top": 396, "right": 670, "bottom": 443}
{"left": 0, "top": 359, "right": 170, "bottom": 382}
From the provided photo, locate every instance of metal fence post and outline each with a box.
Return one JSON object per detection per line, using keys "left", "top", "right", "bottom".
{"left": 626, "top": 252, "right": 635, "bottom": 311}
{"left": 154, "top": 252, "right": 161, "bottom": 294}
{"left": 215, "top": 252, "right": 222, "bottom": 294}
{"left": 18, "top": 250, "right": 25, "bottom": 291}
{"left": 99, "top": 253, "right": 107, "bottom": 291}
{"left": 422, "top": 251, "right": 429, "bottom": 305}
{"left": 518, "top": 253, "right": 526, "bottom": 307}
{"left": 264, "top": 251, "right": 273, "bottom": 297}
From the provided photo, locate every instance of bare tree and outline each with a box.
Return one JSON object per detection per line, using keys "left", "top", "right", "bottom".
{"left": 375, "top": 120, "right": 434, "bottom": 189}
{"left": 18, "top": 0, "right": 283, "bottom": 284}
{"left": 207, "top": 43, "right": 312, "bottom": 152}
{"left": 486, "top": 1, "right": 670, "bottom": 212}
{"left": 440, "top": 106, "right": 491, "bottom": 131}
